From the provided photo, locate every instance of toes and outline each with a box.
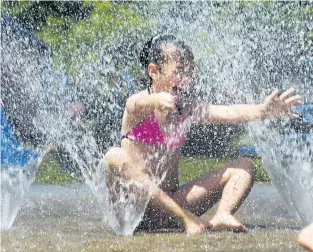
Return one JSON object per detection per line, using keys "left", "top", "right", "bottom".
{"left": 208, "top": 216, "right": 247, "bottom": 233}
{"left": 229, "top": 221, "right": 248, "bottom": 233}
{"left": 206, "top": 221, "right": 213, "bottom": 230}
{"left": 232, "top": 224, "right": 248, "bottom": 233}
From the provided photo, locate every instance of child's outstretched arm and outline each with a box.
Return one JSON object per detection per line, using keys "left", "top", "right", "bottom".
{"left": 192, "top": 88, "right": 303, "bottom": 125}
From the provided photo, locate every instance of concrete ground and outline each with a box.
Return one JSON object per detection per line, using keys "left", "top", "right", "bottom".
{"left": 1, "top": 183, "right": 306, "bottom": 252}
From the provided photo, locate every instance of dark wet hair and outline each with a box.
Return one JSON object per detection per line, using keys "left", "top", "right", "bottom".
{"left": 139, "top": 34, "right": 195, "bottom": 87}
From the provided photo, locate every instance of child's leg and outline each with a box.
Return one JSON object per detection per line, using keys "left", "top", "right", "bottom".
{"left": 171, "top": 158, "right": 255, "bottom": 231}
{"left": 104, "top": 147, "right": 209, "bottom": 234}
{"left": 298, "top": 223, "right": 313, "bottom": 252}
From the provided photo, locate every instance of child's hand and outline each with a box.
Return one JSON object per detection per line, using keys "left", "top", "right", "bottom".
{"left": 155, "top": 92, "right": 177, "bottom": 112}
{"left": 263, "top": 88, "right": 303, "bottom": 118}
{"left": 154, "top": 92, "right": 177, "bottom": 123}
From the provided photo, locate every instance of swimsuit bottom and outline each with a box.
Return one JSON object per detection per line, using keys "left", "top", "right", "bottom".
{"left": 135, "top": 204, "right": 181, "bottom": 232}
{"left": 134, "top": 191, "right": 181, "bottom": 232}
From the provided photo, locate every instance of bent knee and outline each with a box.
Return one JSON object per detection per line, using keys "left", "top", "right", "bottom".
{"left": 104, "top": 147, "right": 129, "bottom": 168}
{"left": 225, "top": 158, "right": 255, "bottom": 182}
{"left": 236, "top": 158, "right": 255, "bottom": 176}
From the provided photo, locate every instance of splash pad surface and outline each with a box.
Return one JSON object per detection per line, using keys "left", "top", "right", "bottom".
{"left": 1, "top": 2, "right": 312, "bottom": 250}
{"left": 1, "top": 183, "right": 303, "bottom": 252}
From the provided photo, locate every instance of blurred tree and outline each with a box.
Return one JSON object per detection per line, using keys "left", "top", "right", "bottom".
{"left": 1, "top": 1, "right": 311, "bottom": 159}
{"left": 2, "top": 1, "right": 150, "bottom": 74}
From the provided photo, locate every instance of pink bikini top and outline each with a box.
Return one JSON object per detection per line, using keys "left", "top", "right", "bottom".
{"left": 124, "top": 114, "right": 187, "bottom": 148}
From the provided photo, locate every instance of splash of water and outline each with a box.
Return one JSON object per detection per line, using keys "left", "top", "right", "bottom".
{"left": 133, "top": 1, "right": 313, "bottom": 227}
{"left": 0, "top": 14, "right": 69, "bottom": 229}
{"left": 1, "top": 160, "right": 39, "bottom": 229}
{"left": 248, "top": 119, "right": 313, "bottom": 225}
{"left": 1, "top": 2, "right": 312, "bottom": 234}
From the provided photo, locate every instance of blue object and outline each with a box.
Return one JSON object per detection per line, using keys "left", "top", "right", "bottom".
{"left": 2, "top": 14, "right": 50, "bottom": 55}
{"left": 1, "top": 107, "right": 38, "bottom": 168}
{"left": 239, "top": 104, "right": 312, "bottom": 157}
{"left": 238, "top": 146, "right": 261, "bottom": 157}
{"left": 292, "top": 104, "right": 313, "bottom": 124}
{"left": 115, "top": 72, "right": 135, "bottom": 107}
{"left": 121, "top": 72, "right": 134, "bottom": 95}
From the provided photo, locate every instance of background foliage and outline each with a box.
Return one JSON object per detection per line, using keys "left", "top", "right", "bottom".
{"left": 2, "top": 1, "right": 312, "bottom": 183}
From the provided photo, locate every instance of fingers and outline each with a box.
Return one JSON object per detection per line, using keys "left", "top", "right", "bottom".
{"left": 168, "top": 96, "right": 177, "bottom": 110}
{"left": 284, "top": 94, "right": 303, "bottom": 106}
{"left": 277, "top": 88, "right": 303, "bottom": 110}
{"left": 288, "top": 113, "right": 300, "bottom": 119}
{"left": 276, "top": 112, "right": 299, "bottom": 119}
{"left": 166, "top": 102, "right": 175, "bottom": 111}
{"left": 160, "top": 102, "right": 173, "bottom": 111}
{"left": 268, "top": 88, "right": 279, "bottom": 100}
{"left": 279, "top": 88, "right": 296, "bottom": 101}
{"left": 158, "top": 93, "right": 177, "bottom": 111}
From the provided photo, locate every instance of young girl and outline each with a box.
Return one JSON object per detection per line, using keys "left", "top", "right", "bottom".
{"left": 104, "top": 35, "right": 302, "bottom": 234}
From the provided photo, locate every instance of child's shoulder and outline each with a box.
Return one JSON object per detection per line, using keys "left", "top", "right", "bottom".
{"left": 127, "top": 89, "right": 149, "bottom": 101}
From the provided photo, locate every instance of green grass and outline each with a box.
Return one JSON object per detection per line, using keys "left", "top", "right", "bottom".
{"left": 253, "top": 158, "right": 270, "bottom": 182}
{"left": 179, "top": 157, "right": 224, "bottom": 183}
{"left": 35, "top": 155, "right": 270, "bottom": 185}
{"left": 35, "top": 156, "right": 81, "bottom": 185}
{"left": 179, "top": 156, "right": 269, "bottom": 183}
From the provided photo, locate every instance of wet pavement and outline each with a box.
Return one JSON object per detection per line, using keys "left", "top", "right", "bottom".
{"left": 1, "top": 183, "right": 307, "bottom": 252}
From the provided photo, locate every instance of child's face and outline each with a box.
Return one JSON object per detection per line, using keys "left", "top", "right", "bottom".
{"left": 148, "top": 43, "right": 194, "bottom": 95}
{"left": 158, "top": 54, "right": 194, "bottom": 94}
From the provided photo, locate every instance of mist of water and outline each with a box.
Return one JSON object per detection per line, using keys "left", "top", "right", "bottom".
{"left": 1, "top": 2, "right": 312, "bottom": 234}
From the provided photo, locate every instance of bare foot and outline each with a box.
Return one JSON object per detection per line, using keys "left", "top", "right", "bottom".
{"left": 208, "top": 214, "right": 247, "bottom": 232}
{"left": 298, "top": 223, "right": 313, "bottom": 252}
{"left": 183, "top": 214, "right": 209, "bottom": 235}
